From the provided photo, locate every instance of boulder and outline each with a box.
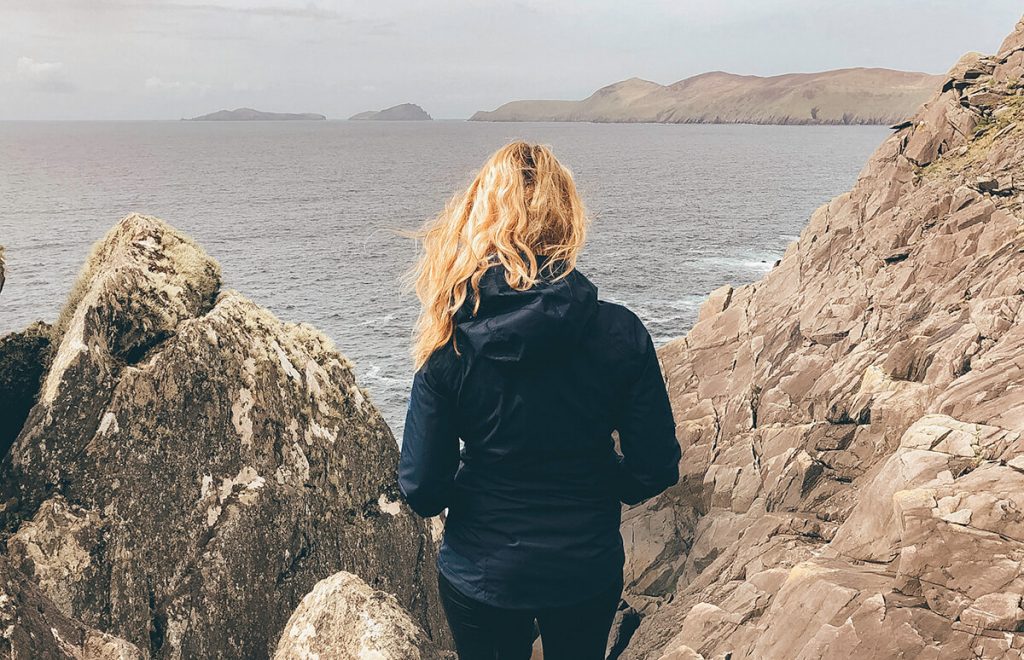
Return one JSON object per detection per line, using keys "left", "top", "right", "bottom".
{"left": 622, "top": 12, "right": 1024, "bottom": 660}
{"left": 0, "top": 322, "right": 51, "bottom": 459}
{"left": 0, "top": 214, "right": 450, "bottom": 657}
{"left": 273, "top": 571, "right": 446, "bottom": 660}
{"left": 0, "top": 556, "right": 143, "bottom": 659}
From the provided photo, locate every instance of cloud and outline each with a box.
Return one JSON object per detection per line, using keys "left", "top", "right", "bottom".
{"left": 172, "top": 2, "right": 344, "bottom": 20}
{"left": 14, "top": 56, "right": 76, "bottom": 93}
{"left": 12, "top": 0, "right": 352, "bottom": 21}
{"left": 231, "top": 80, "right": 266, "bottom": 92}
{"left": 144, "top": 76, "right": 211, "bottom": 94}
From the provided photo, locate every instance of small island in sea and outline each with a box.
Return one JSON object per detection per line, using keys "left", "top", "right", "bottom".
{"left": 186, "top": 108, "right": 327, "bottom": 121}
{"left": 348, "top": 103, "right": 432, "bottom": 121}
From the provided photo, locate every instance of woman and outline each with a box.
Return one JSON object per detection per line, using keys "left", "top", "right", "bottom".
{"left": 399, "top": 141, "right": 680, "bottom": 659}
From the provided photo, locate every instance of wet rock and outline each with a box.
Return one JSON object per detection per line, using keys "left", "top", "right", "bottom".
{"left": 0, "top": 556, "right": 143, "bottom": 659}
{"left": 0, "top": 214, "right": 450, "bottom": 657}
{"left": 0, "top": 322, "right": 51, "bottom": 459}
{"left": 621, "top": 12, "right": 1024, "bottom": 660}
{"left": 273, "top": 571, "right": 446, "bottom": 660}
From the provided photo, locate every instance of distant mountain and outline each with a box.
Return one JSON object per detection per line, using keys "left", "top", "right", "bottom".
{"left": 349, "top": 103, "right": 432, "bottom": 121}
{"left": 187, "top": 108, "right": 326, "bottom": 121}
{"left": 470, "top": 68, "right": 944, "bottom": 125}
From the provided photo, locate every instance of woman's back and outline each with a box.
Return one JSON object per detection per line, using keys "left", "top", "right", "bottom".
{"left": 398, "top": 140, "right": 680, "bottom": 659}
{"left": 400, "top": 261, "right": 679, "bottom": 608}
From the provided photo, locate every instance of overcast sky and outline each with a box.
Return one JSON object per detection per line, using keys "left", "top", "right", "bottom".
{"left": 2, "top": 0, "right": 1022, "bottom": 120}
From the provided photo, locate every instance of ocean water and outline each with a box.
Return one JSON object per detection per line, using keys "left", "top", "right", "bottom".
{"left": 0, "top": 120, "right": 886, "bottom": 436}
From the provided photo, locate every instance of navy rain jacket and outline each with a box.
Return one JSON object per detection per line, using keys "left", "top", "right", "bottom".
{"left": 398, "top": 260, "right": 681, "bottom": 609}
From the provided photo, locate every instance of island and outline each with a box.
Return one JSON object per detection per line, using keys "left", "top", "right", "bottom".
{"left": 470, "top": 67, "right": 943, "bottom": 125}
{"left": 348, "top": 103, "right": 432, "bottom": 121}
{"left": 186, "top": 108, "right": 326, "bottom": 121}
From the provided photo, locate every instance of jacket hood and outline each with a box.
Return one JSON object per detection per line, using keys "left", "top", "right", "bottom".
{"left": 454, "top": 260, "right": 598, "bottom": 362}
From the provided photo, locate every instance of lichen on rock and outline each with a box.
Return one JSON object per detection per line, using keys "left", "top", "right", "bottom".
{"left": 0, "top": 214, "right": 450, "bottom": 658}
{"left": 0, "top": 555, "right": 143, "bottom": 659}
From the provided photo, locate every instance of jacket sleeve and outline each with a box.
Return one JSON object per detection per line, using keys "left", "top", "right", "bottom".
{"left": 398, "top": 359, "right": 460, "bottom": 517}
{"left": 615, "top": 328, "right": 681, "bottom": 505}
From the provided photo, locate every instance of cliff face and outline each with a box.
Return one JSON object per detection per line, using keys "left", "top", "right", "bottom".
{"left": 0, "top": 215, "right": 449, "bottom": 658}
{"left": 621, "top": 15, "right": 1024, "bottom": 660}
{"left": 471, "top": 68, "right": 941, "bottom": 125}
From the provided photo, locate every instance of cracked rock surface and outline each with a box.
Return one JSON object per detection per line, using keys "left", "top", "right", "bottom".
{"left": 0, "top": 214, "right": 450, "bottom": 658}
{"left": 621, "top": 14, "right": 1024, "bottom": 660}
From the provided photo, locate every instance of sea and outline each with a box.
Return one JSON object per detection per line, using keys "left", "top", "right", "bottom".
{"left": 0, "top": 120, "right": 886, "bottom": 437}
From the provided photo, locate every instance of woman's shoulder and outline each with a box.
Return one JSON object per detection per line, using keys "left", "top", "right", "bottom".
{"left": 420, "top": 338, "right": 464, "bottom": 391}
{"left": 586, "top": 300, "right": 655, "bottom": 378}
{"left": 593, "top": 300, "right": 650, "bottom": 346}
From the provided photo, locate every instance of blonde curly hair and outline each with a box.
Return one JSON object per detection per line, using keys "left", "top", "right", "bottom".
{"left": 409, "top": 141, "right": 589, "bottom": 369}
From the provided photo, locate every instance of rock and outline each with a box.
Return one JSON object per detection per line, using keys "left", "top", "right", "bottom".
{"left": 606, "top": 598, "right": 643, "bottom": 659}
{"left": 0, "top": 555, "right": 143, "bottom": 659}
{"left": 697, "top": 285, "right": 733, "bottom": 322}
{"left": 660, "top": 603, "right": 742, "bottom": 658}
{"left": 0, "top": 214, "right": 450, "bottom": 657}
{"left": 999, "top": 15, "right": 1024, "bottom": 58}
{"left": 621, "top": 12, "right": 1024, "bottom": 660}
{"left": 0, "top": 322, "right": 51, "bottom": 459}
{"left": 964, "top": 89, "right": 1004, "bottom": 109}
{"left": 974, "top": 171, "right": 1013, "bottom": 196}
{"left": 6, "top": 495, "right": 105, "bottom": 621}
{"left": 658, "top": 647, "right": 704, "bottom": 660}
{"left": 0, "top": 245, "right": 5, "bottom": 295}
{"left": 273, "top": 571, "right": 446, "bottom": 660}
{"left": 977, "top": 173, "right": 1000, "bottom": 191}
{"left": 959, "top": 593, "right": 1024, "bottom": 631}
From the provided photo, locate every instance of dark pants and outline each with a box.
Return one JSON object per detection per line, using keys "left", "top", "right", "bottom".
{"left": 437, "top": 572, "right": 622, "bottom": 660}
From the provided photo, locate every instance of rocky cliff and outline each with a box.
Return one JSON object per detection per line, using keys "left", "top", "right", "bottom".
{"left": 619, "top": 14, "right": 1024, "bottom": 660}
{"left": 0, "top": 215, "right": 450, "bottom": 658}
{"left": 471, "top": 68, "right": 941, "bottom": 125}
